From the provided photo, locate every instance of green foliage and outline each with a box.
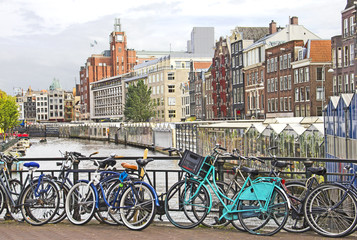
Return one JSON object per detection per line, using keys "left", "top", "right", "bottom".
{"left": 0, "top": 90, "right": 20, "bottom": 139}
{"left": 124, "top": 80, "right": 154, "bottom": 122}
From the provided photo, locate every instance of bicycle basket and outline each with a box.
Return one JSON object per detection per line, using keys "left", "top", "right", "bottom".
{"left": 179, "top": 150, "right": 211, "bottom": 178}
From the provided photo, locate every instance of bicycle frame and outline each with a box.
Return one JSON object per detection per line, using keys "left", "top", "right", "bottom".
{"left": 184, "top": 154, "right": 289, "bottom": 222}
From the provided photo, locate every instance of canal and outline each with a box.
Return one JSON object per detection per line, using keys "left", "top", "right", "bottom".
{"left": 25, "top": 137, "right": 179, "bottom": 170}
{"left": 23, "top": 137, "right": 180, "bottom": 195}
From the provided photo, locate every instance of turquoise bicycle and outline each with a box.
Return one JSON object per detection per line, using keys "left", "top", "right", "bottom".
{"left": 164, "top": 144, "right": 290, "bottom": 236}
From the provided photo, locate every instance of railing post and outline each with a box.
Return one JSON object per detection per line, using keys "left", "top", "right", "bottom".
{"left": 304, "top": 159, "right": 313, "bottom": 179}
{"left": 73, "top": 159, "right": 80, "bottom": 220}
{"left": 216, "top": 158, "right": 225, "bottom": 181}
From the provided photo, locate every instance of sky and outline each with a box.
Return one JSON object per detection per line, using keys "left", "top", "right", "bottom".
{"left": 0, "top": 0, "right": 348, "bottom": 95}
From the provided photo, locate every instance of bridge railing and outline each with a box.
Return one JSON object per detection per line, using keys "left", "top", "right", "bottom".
{"left": 7, "top": 155, "right": 357, "bottom": 195}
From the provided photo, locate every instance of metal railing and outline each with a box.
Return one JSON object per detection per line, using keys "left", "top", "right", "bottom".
{"left": 7, "top": 155, "right": 357, "bottom": 196}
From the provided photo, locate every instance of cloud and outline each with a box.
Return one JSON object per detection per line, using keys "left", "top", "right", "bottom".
{"left": 0, "top": 0, "right": 347, "bottom": 94}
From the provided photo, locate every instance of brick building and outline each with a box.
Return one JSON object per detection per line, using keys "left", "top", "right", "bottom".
{"left": 331, "top": 0, "right": 356, "bottom": 96}
{"left": 243, "top": 17, "right": 320, "bottom": 119}
{"left": 80, "top": 18, "right": 136, "bottom": 119}
{"left": 211, "top": 37, "right": 231, "bottom": 120}
{"left": 229, "top": 27, "right": 269, "bottom": 119}
{"left": 265, "top": 40, "right": 304, "bottom": 118}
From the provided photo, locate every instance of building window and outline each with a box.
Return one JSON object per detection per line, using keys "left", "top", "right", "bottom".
{"left": 350, "top": 44, "right": 354, "bottom": 66}
{"left": 168, "top": 85, "right": 175, "bottom": 93}
{"left": 299, "top": 68, "right": 304, "bottom": 83}
{"left": 288, "top": 53, "right": 291, "bottom": 68}
{"left": 294, "top": 69, "right": 298, "bottom": 84}
{"left": 338, "top": 75, "right": 342, "bottom": 93}
{"left": 316, "top": 67, "right": 323, "bottom": 81}
{"left": 316, "top": 87, "right": 324, "bottom": 100}
{"left": 351, "top": 73, "right": 355, "bottom": 92}
{"left": 168, "top": 97, "right": 176, "bottom": 106}
{"left": 305, "top": 67, "right": 309, "bottom": 82}
{"left": 344, "top": 18, "right": 349, "bottom": 37}
{"left": 345, "top": 74, "right": 349, "bottom": 92}
{"left": 295, "top": 88, "right": 299, "bottom": 102}
{"left": 295, "top": 105, "right": 300, "bottom": 117}
{"left": 306, "top": 87, "right": 310, "bottom": 101}
{"left": 275, "top": 78, "right": 278, "bottom": 92}
{"left": 288, "top": 75, "right": 292, "bottom": 90}
{"left": 168, "top": 72, "right": 175, "bottom": 80}
{"left": 274, "top": 57, "right": 278, "bottom": 71}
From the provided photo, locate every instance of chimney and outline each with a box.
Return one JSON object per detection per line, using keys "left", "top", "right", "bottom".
{"left": 269, "top": 20, "right": 277, "bottom": 34}
{"left": 290, "top": 16, "right": 298, "bottom": 25}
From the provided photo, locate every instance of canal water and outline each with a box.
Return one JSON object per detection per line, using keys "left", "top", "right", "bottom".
{"left": 23, "top": 137, "right": 181, "bottom": 196}
{"left": 25, "top": 137, "right": 180, "bottom": 170}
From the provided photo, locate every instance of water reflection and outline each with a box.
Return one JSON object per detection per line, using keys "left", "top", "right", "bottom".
{"left": 25, "top": 137, "right": 179, "bottom": 171}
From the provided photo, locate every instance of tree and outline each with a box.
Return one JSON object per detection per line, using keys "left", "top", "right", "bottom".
{"left": 0, "top": 90, "right": 20, "bottom": 140}
{"left": 124, "top": 80, "right": 154, "bottom": 122}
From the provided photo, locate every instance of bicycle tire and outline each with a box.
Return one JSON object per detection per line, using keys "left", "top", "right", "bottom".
{"left": 50, "top": 182, "right": 70, "bottom": 224}
{"left": 0, "top": 187, "right": 5, "bottom": 215}
{"left": 165, "top": 179, "right": 210, "bottom": 229}
{"left": 65, "top": 182, "right": 96, "bottom": 225}
{"left": 238, "top": 186, "right": 289, "bottom": 236}
{"left": 95, "top": 181, "right": 121, "bottom": 226}
{"left": 107, "top": 181, "right": 125, "bottom": 225}
{"left": 197, "top": 181, "right": 231, "bottom": 228}
{"left": 119, "top": 182, "right": 156, "bottom": 230}
{"left": 304, "top": 183, "right": 357, "bottom": 237}
{"left": 283, "top": 181, "right": 310, "bottom": 233}
{"left": 20, "top": 179, "right": 60, "bottom": 226}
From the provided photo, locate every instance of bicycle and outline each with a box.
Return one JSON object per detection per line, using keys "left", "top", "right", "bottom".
{"left": 0, "top": 153, "right": 60, "bottom": 226}
{"left": 65, "top": 154, "right": 159, "bottom": 230}
{"left": 302, "top": 164, "right": 357, "bottom": 237}
{"left": 164, "top": 144, "right": 290, "bottom": 236}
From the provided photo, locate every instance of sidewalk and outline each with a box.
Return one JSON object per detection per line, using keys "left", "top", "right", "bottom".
{"left": 0, "top": 221, "right": 355, "bottom": 240}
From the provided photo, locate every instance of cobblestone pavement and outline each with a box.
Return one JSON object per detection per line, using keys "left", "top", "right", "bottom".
{"left": 0, "top": 221, "right": 356, "bottom": 240}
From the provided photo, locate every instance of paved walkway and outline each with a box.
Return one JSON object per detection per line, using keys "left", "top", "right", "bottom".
{"left": 0, "top": 221, "right": 356, "bottom": 240}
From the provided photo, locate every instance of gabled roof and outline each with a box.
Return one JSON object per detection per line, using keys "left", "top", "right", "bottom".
{"left": 232, "top": 27, "right": 269, "bottom": 42}
{"left": 340, "top": 93, "right": 354, "bottom": 107}
{"left": 284, "top": 124, "right": 306, "bottom": 137}
{"left": 306, "top": 39, "right": 332, "bottom": 63}
{"left": 262, "top": 124, "right": 287, "bottom": 136}
{"left": 193, "top": 62, "right": 211, "bottom": 70}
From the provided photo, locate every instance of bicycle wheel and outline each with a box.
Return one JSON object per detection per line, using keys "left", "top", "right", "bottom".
{"left": 49, "top": 182, "right": 70, "bottom": 224}
{"left": 304, "top": 183, "right": 357, "bottom": 237}
{"left": 0, "top": 187, "right": 5, "bottom": 215}
{"left": 65, "top": 182, "right": 96, "bottom": 225}
{"left": 283, "top": 181, "right": 310, "bottom": 233}
{"left": 8, "top": 179, "right": 22, "bottom": 202}
{"left": 165, "top": 179, "right": 210, "bottom": 229}
{"left": 107, "top": 181, "right": 125, "bottom": 225}
{"left": 94, "top": 184, "right": 120, "bottom": 226}
{"left": 20, "top": 179, "right": 60, "bottom": 226}
{"left": 119, "top": 182, "right": 156, "bottom": 230}
{"left": 198, "top": 181, "right": 231, "bottom": 228}
{"left": 238, "top": 186, "right": 289, "bottom": 236}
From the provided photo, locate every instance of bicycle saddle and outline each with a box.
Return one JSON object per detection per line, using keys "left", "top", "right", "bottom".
{"left": 136, "top": 158, "right": 154, "bottom": 167}
{"left": 307, "top": 167, "right": 326, "bottom": 176}
{"left": 24, "top": 162, "right": 40, "bottom": 169}
{"left": 121, "top": 162, "right": 138, "bottom": 170}
{"left": 272, "top": 160, "right": 291, "bottom": 169}
{"left": 95, "top": 158, "right": 116, "bottom": 169}
{"left": 241, "top": 166, "right": 259, "bottom": 176}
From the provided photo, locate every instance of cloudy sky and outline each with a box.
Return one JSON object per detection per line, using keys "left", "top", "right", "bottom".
{"left": 0, "top": 0, "right": 347, "bottom": 95}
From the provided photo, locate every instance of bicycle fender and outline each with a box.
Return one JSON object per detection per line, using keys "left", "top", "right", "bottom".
{"left": 274, "top": 185, "right": 291, "bottom": 209}
{"left": 135, "top": 181, "right": 160, "bottom": 206}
